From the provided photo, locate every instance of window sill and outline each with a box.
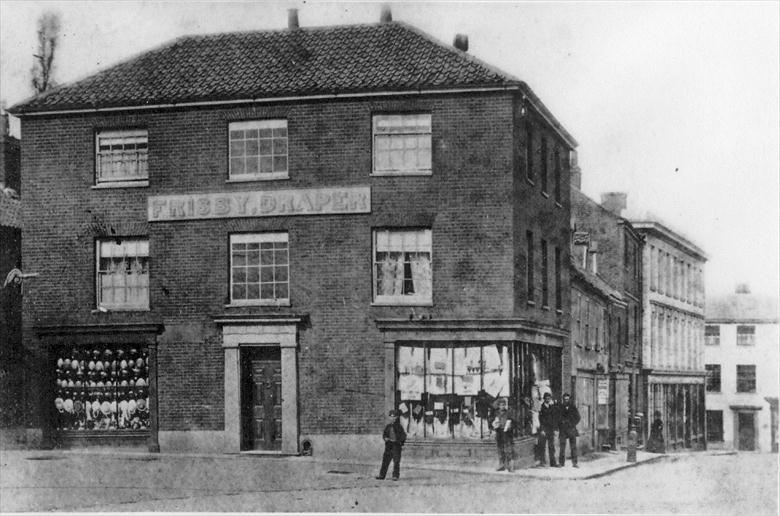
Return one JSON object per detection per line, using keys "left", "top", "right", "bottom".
{"left": 556, "top": 309, "right": 563, "bottom": 314}
{"left": 224, "top": 301, "right": 291, "bottom": 308}
{"left": 370, "top": 171, "right": 433, "bottom": 177}
{"left": 555, "top": 201, "right": 563, "bottom": 208}
{"left": 542, "top": 305, "right": 550, "bottom": 311}
{"left": 226, "top": 174, "right": 289, "bottom": 183}
{"left": 92, "top": 307, "right": 150, "bottom": 314}
{"left": 371, "top": 300, "right": 433, "bottom": 307}
{"left": 541, "top": 191, "right": 550, "bottom": 199}
{"left": 92, "top": 181, "right": 149, "bottom": 189}
{"left": 526, "top": 300, "right": 536, "bottom": 307}
{"left": 525, "top": 177, "right": 535, "bottom": 186}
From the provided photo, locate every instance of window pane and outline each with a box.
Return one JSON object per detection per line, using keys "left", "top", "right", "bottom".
{"left": 247, "top": 284, "right": 260, "bottom": 299}
{"left": 275, "top": 283, "right": 289, "bottom": 300}
{"left": 232, "top": 284, "right": 247, "bottom": 300}
{"left": 246, "top": 267, "right": 259, "bottom": 283}
{"left": 260, "top": 283, "right": 274, "bottom": 299}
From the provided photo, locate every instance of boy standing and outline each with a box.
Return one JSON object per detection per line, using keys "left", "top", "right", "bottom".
{"left": 377, "top": 410, "right": 406, "bottom": 480}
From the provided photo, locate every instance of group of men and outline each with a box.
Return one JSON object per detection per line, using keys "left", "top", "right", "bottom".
{"left": 537, "top": 391, "right": 581, "bottom": 468}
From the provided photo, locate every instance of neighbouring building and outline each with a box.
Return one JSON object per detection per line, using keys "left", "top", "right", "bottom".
{"left": 568, "top": 245, "right": 624, "bottom": 453}
{"left": 570, "top": 187, "right": 643, "bottom": 449}
{"left": 0, "top": 111, "right": 23, "bottom": 446}
{"left": 8, "top": 9, "right": 578, "bottom": 462}
{"left": 632, "top": 219, "right": 707, "bottom": 450}
{"left": 705, "top": 285, "right": 779, "bottom": 452}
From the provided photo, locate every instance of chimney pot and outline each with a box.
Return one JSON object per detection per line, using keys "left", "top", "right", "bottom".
{"left": 380, "top": 5, "right": 392, "bottom": 23}
{"left": 600, "top": 192, "right": 627, "bottom": 217}
{"left": 288, "top": 8, "right": 299, "bottom": 29}
{"left": 735, "top": 283, "right": 751, "bottom": 294}
{"left": 453, "top": 34, "right": 469, "bottom": 52}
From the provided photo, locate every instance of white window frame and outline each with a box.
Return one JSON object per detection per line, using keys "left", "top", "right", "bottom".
{"left": 736, "top": 325, "right": 756, "bottom": 346}
{"left": 228, "top": 120, "right": 289, "bottom": 181}
{"left": 95, "top": 129, "right": 149, "bottom": 186}
{"left": 229, "top": 233, "right": 290, "bottom": 306}
{"left": 372, "top": 229, "right": 432, "bottom": 305}
{"left": 372, "top": 114, "right": 432, "bottom": 176}
{"left": 96, "top": 238, "right": 149, "bottom": 311}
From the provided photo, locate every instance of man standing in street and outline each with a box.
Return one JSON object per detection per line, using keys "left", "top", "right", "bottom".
{"left": 537, "top": 392, "right": 558, "bottom": 467}
{"left": 492, "top": 397, "right": 515, "bottom": 472}
{"left": 376, "top": 410, "right": 406, "bottom": 481}
{"left": 558, "top": 393, "right": 581, "bottom": 467}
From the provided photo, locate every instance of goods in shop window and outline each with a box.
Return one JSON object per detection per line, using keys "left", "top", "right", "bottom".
{"left": 136, "top": 358, "right": 144, "bottom": 368}
{"left": 57, "top": 358, "right": 64, "bottom": 368}
{"left": 63, "top": 358, "right": 71, "bottom": 369}
{"left": 95, "top": 361, "right": 104, "bottom": 372}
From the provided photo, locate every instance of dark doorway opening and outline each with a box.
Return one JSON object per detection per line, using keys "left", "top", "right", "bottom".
{"left": 240, "top": 347, "right": 282, "bottom": 451}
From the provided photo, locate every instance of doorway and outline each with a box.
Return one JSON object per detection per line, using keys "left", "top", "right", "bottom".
{"left": 737, "top": 412, "right": 755, "bottom": 451}
{"left": 240, "top": 347, "right": 282, "bottom": 451}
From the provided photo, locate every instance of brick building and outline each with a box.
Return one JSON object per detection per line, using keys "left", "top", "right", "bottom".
{"left": 632, "top": 219, "right": 707, "bottom": 450}
{"left": 9, "top": 11, "right": 577, "bottom": 461}
{"left": 705, "top": 285, "right": 778, "bottom": 452}
{"left": 570, "top": 187, "right": 643, "bottom": 448}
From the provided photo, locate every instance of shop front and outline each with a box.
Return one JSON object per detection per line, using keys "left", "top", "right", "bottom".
{"left": 35, "top": 323, "right": 163, "bottom": 450}
{"left": 645, "top": 373, "right": 706, "bottom": 450}
{"left": 377, "top": 319, "right": 565, "bottom": 461}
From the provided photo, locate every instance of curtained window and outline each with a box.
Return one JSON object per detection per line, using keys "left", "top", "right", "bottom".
{"left": 373, "top": 229, "right": 432, "bottom": 304}
{"left": 96, "top": 130, "right": 148, "bottom": 184}
{"left": 96, "top": 239, "right": 149, "bottom": 310}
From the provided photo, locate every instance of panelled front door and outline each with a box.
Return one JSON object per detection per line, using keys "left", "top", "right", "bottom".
{"left": 737, "top": 412, "right": 755, "bottom": 451}
{"left": 241, "top": 347, "right": 282, "bottom": 451}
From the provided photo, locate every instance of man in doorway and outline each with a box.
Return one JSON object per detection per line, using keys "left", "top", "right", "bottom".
{"left": 537, "top": 392, "right": 559, "bottom": 467}
{"left": 558, "top": 393, "right": 581, "bottom": 467}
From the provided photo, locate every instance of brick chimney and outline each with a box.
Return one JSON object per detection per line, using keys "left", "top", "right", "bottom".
{"left": 287, "top": 8, "right": 299, "bottom": 29}
{"left": 380, "top": 5, "right": 392, "bottom": 23}
{"left": 601, "top": 192, "right": 627, "bottom": 217}
{"left": 735, "top": 283, "right": 751, "bottom": 294}
{"left": 453, "top": 34, "right": 469, "bottom": 52}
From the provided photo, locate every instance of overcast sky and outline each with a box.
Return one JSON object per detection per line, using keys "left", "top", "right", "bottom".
{"left": 1, "top": 1, "right": 778, "bottom": 299}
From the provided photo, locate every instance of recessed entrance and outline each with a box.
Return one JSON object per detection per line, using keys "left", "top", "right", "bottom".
{"left": 737, "top": 411, "right": 755, "bottom": 451}
{"left": 240, "top": 347, "right": 282, "bottom": 451}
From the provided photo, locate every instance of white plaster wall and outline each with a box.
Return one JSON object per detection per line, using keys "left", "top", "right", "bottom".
{"left": 705, "top": 322, "right": 779, "bottom": 451}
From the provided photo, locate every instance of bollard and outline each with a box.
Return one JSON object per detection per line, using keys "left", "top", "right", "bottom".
{"left": 626, "top": 426, "right": 637, "bottom": 463}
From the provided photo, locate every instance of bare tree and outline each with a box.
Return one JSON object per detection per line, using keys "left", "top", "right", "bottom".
{"left": 31, "top": 11, "right": 61, "bottom": 94}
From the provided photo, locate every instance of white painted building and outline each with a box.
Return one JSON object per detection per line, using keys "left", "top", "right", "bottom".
{"left": 705, "top": 286, "right": 779, "bottom": 452}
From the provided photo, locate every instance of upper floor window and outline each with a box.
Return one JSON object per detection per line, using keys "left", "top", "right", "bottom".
{"left": 736, "top": 365, "right": 756, "bottom": 393}
{"left": 526, "top": 230, "right": 535, "bottom": 303}
{"left": 373, "top": 229, "right": 432, "bottom": 304}
{"left": 229, "top": 120, "right": 288, "bottom": 181}
{"left": 525, "top": 125, "right": 534, "bottom": 182}
{"left": 540, "top": 137, "right": 548, "bottom": 194}
{"left": 705, "top": 325, "right": 720, "bottom": 346}
{"left": 705, "top": 364, "right": 721, "bottom": 392}
{"left": 737, "top": 325, "right": 755, "bottom": 346}
{"left": 230, "top": 233, "right": 289, "bottom": 305}
{"left": 372, "top": 114, "right": 431, "bottom": 175}
{"left": 96, "top": 238, "right": 149, "bottom": 310}
{"left": 553, "top": 146, "right": 562, "bottom": 203}
{"left": 96, "top": 130, "right": 148, "bottom": 185}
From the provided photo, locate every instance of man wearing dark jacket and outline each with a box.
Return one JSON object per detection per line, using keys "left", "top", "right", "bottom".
{"left": 537, "top": 392, "right": 559, "bottom": 467}
{"left": 377, "top": 410, "right": 407, "bottom": 480}
{"left": 558, "top": 393, "right": 581, "bottom": 467}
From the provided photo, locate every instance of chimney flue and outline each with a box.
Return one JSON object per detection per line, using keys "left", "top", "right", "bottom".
{"left": 453, "top": 34, "right": 469, "bottom": 52}
{"left": 600, "top": 192, "right": 627, "bottom": 217}
{"left": 380, "top": 5, "right": 392, "bottom": 23}
{"left": 288, "top": 8, "right": 299, "bottom": 29}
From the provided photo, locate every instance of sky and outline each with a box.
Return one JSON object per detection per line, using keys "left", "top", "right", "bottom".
{"left": 1, "top": 1, "right": 778, "bottom": 299}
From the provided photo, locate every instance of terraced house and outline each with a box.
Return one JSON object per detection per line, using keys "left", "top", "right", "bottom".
{"left": 9, "top": 9, "right": 578, "bottom": 463}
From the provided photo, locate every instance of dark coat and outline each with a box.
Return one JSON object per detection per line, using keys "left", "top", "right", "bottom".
{"left": 558, "top": 402, "right": 581, "bottom": 437}
{"left": 383, "top": 420, "right": 407, "bottom": 446}
{"left": 538, "top": 401, "right": 559, "bottom": 431}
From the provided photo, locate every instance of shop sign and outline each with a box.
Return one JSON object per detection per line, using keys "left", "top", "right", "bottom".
{"left": 597, "top": 377, "right": 610, "bottom": 404}
{"left": 148, "top": 186, "right": 371, "bottom": 221}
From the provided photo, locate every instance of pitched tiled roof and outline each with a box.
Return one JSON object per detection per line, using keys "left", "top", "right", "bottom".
{"left": 10, "top": 22, "right": 520, "bottom": 115}
{"left": 706, "top": 293, "right": 779, "bottom": 323}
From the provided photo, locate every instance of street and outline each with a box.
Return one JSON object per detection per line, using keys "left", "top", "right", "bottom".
{"left": 0, "top": 450, "right": 777, "bottom": 514}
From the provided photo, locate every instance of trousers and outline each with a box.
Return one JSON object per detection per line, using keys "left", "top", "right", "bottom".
{"left": 538, "top": 428, "right": 557, "bottom": 466}
{"left": 496, "top": 432, "right": 514, "bottom": 470}
{"left": 558, "top": 433, "right": 578, "bottom": 465}
{"left": 378, "top": 441, "right": 402, "bottom": 479}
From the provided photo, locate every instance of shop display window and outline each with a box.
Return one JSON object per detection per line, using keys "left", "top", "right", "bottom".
{"left": 53, "top": 346, "right": 150, "bottom": 432}
{"left": 395, "top": 342, "right": 560, "bottom": 441}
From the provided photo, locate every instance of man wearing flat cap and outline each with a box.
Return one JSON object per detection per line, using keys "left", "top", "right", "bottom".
{"left": 376, "top": 410, "right": 406, "bottom": 481}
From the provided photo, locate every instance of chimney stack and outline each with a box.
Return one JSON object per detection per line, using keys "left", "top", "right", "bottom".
{"left": 288, "top": 8, "right": 299, "bottom": 29}
{"left": 569, "top": 150, "right": 582, "bottom": 189}
{"left": 453, "top": 34, "right": 469, "bottom": 52}
{"left": 380, "top": 5, "right": 392, "bottom": 23}
{"left": 601, "top": 192, "right": 627, "bottom": 217}
{"left": 735, "top": 283, "right": 751, "bottom": 294}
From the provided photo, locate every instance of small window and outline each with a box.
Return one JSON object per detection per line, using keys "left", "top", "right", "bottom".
{"left": 705, "top": 325, "right": 720, "bottom": 346}
{"left": 736, "top": 365, "right": 756, "bottom": 393}
{"left": 373, "top": 229, "right": 432, "bottom": 304}
{"left": 541, "top": 239, "right": 549, "bottom": 307}
{"left": 540, "top": 137, "right": 548, "bottom": 193}
{"left": 525, "top": 125, "right": 534, "bottom": 182}
{"left": 526, "top": 231, "right": 534, "bottom": 303}
{"left": 230, "top": 233, "right": 289, "bottom": 305}
{"left": 372, "top": 114, "right": 432, "bottom": 175}
{"left": 554, "top": 246, "right": 562, "bottom": 310}
{"left": 736, "top": 325, "right": 755, "bottom": 346}
{"left": 96, "top": 130, "right": 148, "bottom": 184}
{"left": 706, "top": 410, "right": 723, "bottom": 442}
{"left": 96, "top": 238, "right": 149, "bottom": 310}
{"left": 705, "top": 364, "right": 721, "bottom": 392}
{"left": 553, "top": 146, "right": 561, "bottom": 203}
{"left": 229, "top": 120, "right": 288, "bottom": 180}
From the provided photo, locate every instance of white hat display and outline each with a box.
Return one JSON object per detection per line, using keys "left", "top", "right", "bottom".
{"left": 88, "top": 361, "right": 95, "bottom": 371}
{"left": 128, "top": 400, "right": 137, "bottom": 414}
{"left": 63, "top": 399, "right": 74, "bottom": 413}
{"left": 110, "top": 400, "right": 117, "bottom": 414}
{"left": 135, "top": 378, "right": 146, "bottom": 387}
{"left": 100, "top": 401, "right": 110, "bottom": 415}
{"left": 55, "top": 398, "right": 64, "bottom": 410}
{"left": 57, "top": 358, "right": 64, "bottom": 368}
{"left": 135, "top": 358, "right": 144, "bottom": 368}
{"left": 91, "top": 400, "right": 100, "bottom": 414}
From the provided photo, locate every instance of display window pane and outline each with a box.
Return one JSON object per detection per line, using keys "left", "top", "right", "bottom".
{"left": 54, "top": 346, "right": 150, "bottom": 433}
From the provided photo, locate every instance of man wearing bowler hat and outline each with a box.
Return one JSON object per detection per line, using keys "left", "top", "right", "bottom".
{"left": 537, "top": 392, "right": 559, "bottom": 467}
{"left": 558, "top": 393, "right": 581, "bottom": 467}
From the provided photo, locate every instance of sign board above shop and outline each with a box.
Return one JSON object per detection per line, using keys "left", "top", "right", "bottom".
{"left": 148, "top": 186, "right": 371, "bottom": 222}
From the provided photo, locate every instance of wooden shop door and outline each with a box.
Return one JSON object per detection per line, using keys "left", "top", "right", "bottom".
{"left": 241, "top": 347, "right": 282, "bottom": 451}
